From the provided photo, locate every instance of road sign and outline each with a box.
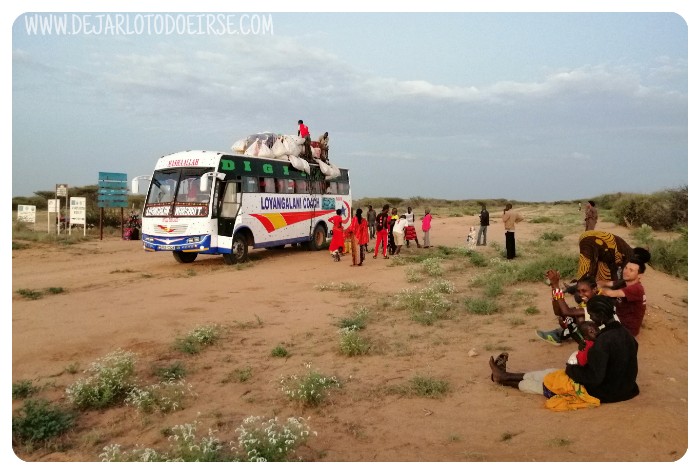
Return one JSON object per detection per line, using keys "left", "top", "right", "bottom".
{"left": 17, "top": 205, "right": 36, "bottom": 223}
{"left": 70, "top": 197, "right": 87, "bottom": 225}
{"left": 98, "top": 172, "right": 128, "bottom": 208}
{"left": 56, "top": 184, "right": 68, "bottom": 197}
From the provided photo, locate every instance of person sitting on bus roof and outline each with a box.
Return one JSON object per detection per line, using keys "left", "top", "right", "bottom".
{"left": 318, "top": 132, "right": 329, "bottom": 162}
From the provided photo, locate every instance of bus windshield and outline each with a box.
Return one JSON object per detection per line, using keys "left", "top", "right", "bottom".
{"left": 144, "top": 167, "right": 215, "bottom": 217}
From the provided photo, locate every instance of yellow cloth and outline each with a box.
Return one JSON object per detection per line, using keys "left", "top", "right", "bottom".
{"left": 542, "top": 369, "right": 601, "bottom": 411}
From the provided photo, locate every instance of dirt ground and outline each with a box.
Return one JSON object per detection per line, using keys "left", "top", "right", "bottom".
{"left": 10, "top": 208, "right": 689, "bottom": 464}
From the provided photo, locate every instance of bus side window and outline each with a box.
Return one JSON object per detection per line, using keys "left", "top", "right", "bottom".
{"left": 326, "top": 182, "right": 338, "bottom": 194}
{"left": 295, "top": 179, "right": 308, "bottom": 194}
{"left": 276, "top": 178, "right": 287, "bottom": 194}
{"left": 338, "top": 182, "right": 349, "bottom": 195}
{"left": 243, "top": 176, "right": 258, "bottom": 193}
{"left": 310, "top": 180, "right": 322, "bottom": 194}
{"left": 260, "top": 177, "right": 274, "bottom": 193}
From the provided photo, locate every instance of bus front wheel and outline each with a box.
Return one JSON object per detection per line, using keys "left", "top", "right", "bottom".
{"left": 224, "top": 234, "right": 248, "bottom": 264}
{"left": 173, "top": 251, "right": 198, "bottom": 264}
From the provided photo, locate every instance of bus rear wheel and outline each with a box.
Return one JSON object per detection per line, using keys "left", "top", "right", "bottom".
{"left": 309, "top": 224, "right": 326, "bottom": 251}
{"left": 173, "top": 251, "right": 198, "bottom": 263}
{"left": 223, "top": 233, "right": 248, "bottom": 264}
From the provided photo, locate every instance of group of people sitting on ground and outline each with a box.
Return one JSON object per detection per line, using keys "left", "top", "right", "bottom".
{"left": 489, "top": 230, "right": 651, "bottom": 411}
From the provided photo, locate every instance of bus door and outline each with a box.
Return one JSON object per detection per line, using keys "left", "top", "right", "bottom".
{"left": 217, "top": 179, "right": 242, "bottom": 238}
{"left": 307, "top": 169, "right": 324, "bottom": 237}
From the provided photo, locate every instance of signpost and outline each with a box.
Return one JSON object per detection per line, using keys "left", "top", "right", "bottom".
{"left": 69, "top": 197, "right": 87, "bottom": 236}
{"left": 98, "top": 172, "right": 128, "bottom": 240}
{"left": 17, "top": 205, "right": 36, "bottom": 231}
{"left": 54, "top": 184, "right": 68, "bottom": 234}
{"left": 47, "top": 199, "right": 59, "bottom": 234}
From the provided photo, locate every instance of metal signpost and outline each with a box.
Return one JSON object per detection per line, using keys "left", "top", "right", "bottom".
{"left": 98, "top": 172, "right": 128, "bottom": 240}
{"left": 69, "top": 197, "right": 87, "bottom": 236}
{"left": 17, "top": 205, "right": 36, "bottom": 231}
{"left": 47, "top": 199, "right": 59, "bottom": 234}
{"left": 56, "top": 184, "right": 68, "bottom": 234}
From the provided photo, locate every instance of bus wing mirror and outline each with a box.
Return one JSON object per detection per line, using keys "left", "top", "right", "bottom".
{"left": 131, "top": 175, "right": 151, "bottom": 194}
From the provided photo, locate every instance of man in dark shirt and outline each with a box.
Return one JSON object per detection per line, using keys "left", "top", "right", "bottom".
{"left": 477, "top": 204, "right": 489, "bottom": 246}
{"left": 366, "top": 205, "right": 377, "bottom": 240}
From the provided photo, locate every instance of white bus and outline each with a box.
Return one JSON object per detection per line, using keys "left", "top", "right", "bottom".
{"left": 140, "top": 150, "right": 351, "bottom": 264}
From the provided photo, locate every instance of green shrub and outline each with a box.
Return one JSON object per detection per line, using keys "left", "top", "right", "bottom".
{"left": 540, "top": 232, "right": 564, "bottom": 242}
{"left": 125, "top": 380, "right": 192, "bottom": 414}
{"left": 392, "top": 375, "right": 450, "bottom": 398}
{"left": 338, "top": 307, "right": 369, "bottom": 330}
{"left": 17, "top": 288, "right": 43, "bottom": 300}
{"left": 13, "top": 379, "right": 38, "bottom": 400}
{"left": 12, "top": 399, "right": 76, "bottom": 445}
{"left": 612, "top": 187, "right": 687, "bottom": 230}
{"left": 101, "top": 420, "right": 224, "bottom": 462}
{"left": 464, "top": 297, "right": 500, "bottom": 315}
{"left": 153, "top": 362, "right": 186, "bottom": 381}
{"left": 468, "top": 251, "right": 488, "bottom": 267}
{"left": 280, "top": 365, "right": 341, "bottom": 407}
{"left": 234, "top": 416, "right": 314, "bottom": 462}
{"left": 484, "top": 280, "right": 503, "bottom": 298}
{"left": 396, "top": 286, "right": 452, "bottom": 325}
{"left": 65, "top": 349, "right": 136, "bottom": 409}
{"left": 174, "top": 325, "right": 220, "bottom": 355}
{"left": 271, "top": 345, "right": 289, "bottom": 358}
{"left": 645, "top": 229, "right": 688, "bottom": 279}
{"left": 338, "top": 328, "right": 371, "bottom": 356}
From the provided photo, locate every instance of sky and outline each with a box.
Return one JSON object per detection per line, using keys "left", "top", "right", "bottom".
{"left": 9, "top": 6, "right": 690, "bottom": 202}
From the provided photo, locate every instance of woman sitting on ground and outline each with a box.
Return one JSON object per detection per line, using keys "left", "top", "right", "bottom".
{"left": 489, "top": 295, "right": 639, "bottom": 409}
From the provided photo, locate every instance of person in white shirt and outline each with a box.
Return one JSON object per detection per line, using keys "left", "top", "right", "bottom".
{"left": 393, "top": 215, "right": 408, "bottom": 255}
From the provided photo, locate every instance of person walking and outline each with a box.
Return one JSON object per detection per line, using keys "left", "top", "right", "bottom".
{"left": 584, "top": 201, "right": 598, "bottom": 231}
{"left": 477, "top": 204, "right": 489, "bottom": 246}
{"left": 393, "top": 214, "right": 408, "bottom": 255}
{"left": 388, "top": 207, "right": 399, "bottom": 255}
{"left": 328, "top": 208, "right": 345, "bottom": 256}
{"left": 373, "top": 204, "right": 391, "bottom": 259}
{"left": 421, "top": 208, "right": 432, "bottom": 248}
{"left": 404, "top": 206, "right": 421, "bottom": 248}
{"left": 366, "top": 205, "right": 377, "bottom": 240}
{"left": 347, "top": 208, "right": 369, "bottom": 266}
{"left": 502, "top": 203, "right": 523, "bottom": 259}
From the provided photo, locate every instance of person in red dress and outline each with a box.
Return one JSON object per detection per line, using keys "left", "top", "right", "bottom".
{"left": 348, "top": 208, "right": 369, "bottom": 266}
{"left": 328, "top": 208, "right": 345, "bottom": 256}
{"left": 373, "top": 204, "right": 391, "bottom": 259}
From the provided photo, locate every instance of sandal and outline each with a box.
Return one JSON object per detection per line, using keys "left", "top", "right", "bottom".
{"left": 373, "top": 255, "right": 377, "bottom": 259}
{"left": 383, "top": 256, "right": 390, "bottom": 259}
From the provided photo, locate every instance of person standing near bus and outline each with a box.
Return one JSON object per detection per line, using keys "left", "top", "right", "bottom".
{"left": 329, "top": 208, "right": 345, "bottom": 255}
{"left": 348, "top": 208, "right": 369, "bottom": 266}
{"left": 367, "top": 205, "right": 377, "bottom": 240}
{"left": 502, "top": 203, "right": 523, "bottom": 259}
{"left": 373, "top": 204, "right": 391, "bottom": 259}
{"left": 421, "top": 208, "right": 432, "bottom": 248}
